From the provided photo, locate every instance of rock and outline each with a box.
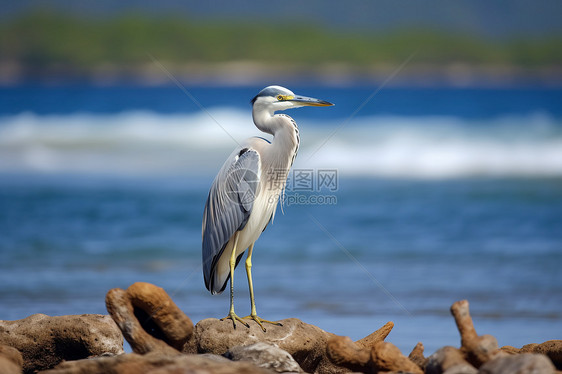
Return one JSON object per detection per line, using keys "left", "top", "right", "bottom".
{"left": 520, "top": 340, "right": 562, "bottom": 370}
{"left": 499, "top": 345, "right": 520, "bottom": 355}
{"left": 408, "top": 342, "right": 427, "bottom": 371}
{"left": 194, "top": 317, "right": 333, "bottom": 373}
{"left": 105, "top": 287, "right": 181, "bottom": 356}
{"left": 450, "top": 300, "right": 501, "bottom": 368}
{"left": 478, "top": 353, "right": 556, "bottom": 374}
{"left": 326, "top": 334, "right": 423, "bottom": 374}
{"left": 0, "top": 356, "right": 22, "bottom": 374}
{"left": 355, "top": 321, "right": 394, "bottom": 349}
{"left": 326, "top": 335, "right": 371, "bottom": 372}
{"left": 426, "top": 346, "right": 477, "bottom": 374}
{"left": 0, "top": 344, "right": 23, "bottom": 369}
{"left": 443, "top": 367, "right": 478, "bottom": 374}
{"left": 126, "top": 282, "right": 193, "bottom": 351}
{"left": 225, "top": 342, "right": 303, "bottom": 373}
{"left": 39, "top": 351, "right": 272, "bottom": 374}
{"left": 321, "top": 321, "right": 398, "bottom": 374}
{"left": 371, "top": 341, "right": 424, "bottom": 374}
{"left": 0, "top": 314, "right": 123, "bottom": 373}
{"left": 0, "top": 345, "right": 23, "bottom": 374}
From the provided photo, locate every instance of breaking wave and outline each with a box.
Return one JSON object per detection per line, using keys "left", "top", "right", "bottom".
{"left": 1, "top": 109, "right": 561, "bottom": 178}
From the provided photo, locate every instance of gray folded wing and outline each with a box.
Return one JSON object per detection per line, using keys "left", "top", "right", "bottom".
{"left": 202, "top": 147, "right": 261, "bottom": 293}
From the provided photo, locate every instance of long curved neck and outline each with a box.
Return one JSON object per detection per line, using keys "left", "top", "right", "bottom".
{"left": 252, "top": 105, "right": 277, "bottom": 136}
{"left": 252, "top": 107, "right": 300, "bottom": 172}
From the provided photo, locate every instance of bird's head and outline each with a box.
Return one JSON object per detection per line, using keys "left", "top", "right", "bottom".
{"left": 251, "top": 85, "right": 333, "bottom": 113}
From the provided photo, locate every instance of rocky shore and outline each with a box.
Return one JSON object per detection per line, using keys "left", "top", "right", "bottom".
{"left": 1, "top": 282, "right": 560, "bottom": 374}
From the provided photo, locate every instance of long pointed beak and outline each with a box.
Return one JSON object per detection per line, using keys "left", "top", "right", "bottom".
{"left": 290, "top": 95, "right": 334, "bottom": 107}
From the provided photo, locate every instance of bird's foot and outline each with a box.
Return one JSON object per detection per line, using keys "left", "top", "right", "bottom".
{"left": 221, "top": 311, "right": 250, "bottom": 329}
{"left": 243, "top": 314, "right": 283, "bottom": 332}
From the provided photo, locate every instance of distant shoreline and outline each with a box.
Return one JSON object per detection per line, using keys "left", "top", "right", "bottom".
{"left": 3, "top": 12, "right": 561, "bottom": 89}
{"left": 1, "top": 61, "right": 561, "bottom": 88}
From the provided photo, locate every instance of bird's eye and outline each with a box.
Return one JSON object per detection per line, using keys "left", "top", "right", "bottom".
{"left": 277, "top": 95, "right": 284, "bottom": 101}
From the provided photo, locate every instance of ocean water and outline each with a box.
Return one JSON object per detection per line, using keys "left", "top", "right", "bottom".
{"left": 0, "top": 84, "right": 561, "bottom": 355}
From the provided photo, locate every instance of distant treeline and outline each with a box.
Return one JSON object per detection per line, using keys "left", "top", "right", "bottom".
{"left": 1, "top": 12, "right": 561, "bottom": 72}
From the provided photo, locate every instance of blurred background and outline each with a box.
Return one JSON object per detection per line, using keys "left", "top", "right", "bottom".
{"left": 1, "top": 0, "right": 561, "bottom": 354}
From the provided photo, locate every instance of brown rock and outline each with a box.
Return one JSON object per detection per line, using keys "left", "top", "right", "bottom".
{"left": 326, "top": 334, "right": 422, "bottom": 374}
{"left": 0, "top": 356, "right": 22, "bottom": 374}
{"left": 126, "top": 282, "right": 193, "bottom": 351}
{"left": 408, "top": 342, "right": 427, "bottom": 371}
{"left": 105, "top": 288, "right": 179, "bottom": 356}
{"left": 0, "top": 345, "right": 23, "bottom": 374}
{"left": 226, "top": 342, "right": 303, "bottom": 373}
{"left": 500, "top": 345, "right": 520, "bottom": 355}
{"left": 0, "top": 345, "right": 23, "bottom": 370}
{"left": 450, "top": 300, "right": 500, "bottom": 367}
{"left": 478, "top": 353, "right": 556, "bottom": 374}
{"left": 326, "top": 335, "right": 371, "bottom": 372}
{"left": 355, "top": 321, "right": 394, "bottom": 349}
{"left": 426, "top": 346, "right": 476, "bottom": 374}
{"left": 520, "top": 340, "right": 562, "bottom": 370}
{"left": 324, "top": 322, "right": 397, "bottom": 373}
{"left": 371, "top": 341, "right": 424, "bottom": 374}
{"left": 39, "top": 351, "right": 272, "bottom": 374}
{"left": 194, "top": 317, "right": 333, "bottom": 373}
{"left": 0, "top": 314, "right": 123, "bottom": 373}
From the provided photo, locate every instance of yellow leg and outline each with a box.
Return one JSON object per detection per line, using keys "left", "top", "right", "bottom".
{"left": 243, "top": 243, "right": 282, "bottom": 332}
{"left": 220, "top": 232, "right": 249, "bottom": 329}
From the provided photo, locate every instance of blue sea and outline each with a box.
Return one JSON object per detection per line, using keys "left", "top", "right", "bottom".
{"left": 0, "top": 84, "right": 561, "bottom": 355}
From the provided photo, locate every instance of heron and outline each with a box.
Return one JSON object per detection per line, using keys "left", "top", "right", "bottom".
{"left": 202, "top": 85, "right": 333, "bottom": 331}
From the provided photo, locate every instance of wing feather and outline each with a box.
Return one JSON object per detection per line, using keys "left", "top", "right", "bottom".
{"left": 202, "top": 147, "right": 260, "bottom": 292}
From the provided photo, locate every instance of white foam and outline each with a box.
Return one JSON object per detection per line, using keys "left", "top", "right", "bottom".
{"left": 300, "top": 114, "right": 562, "bottom": 178}
{"left": 1, "top": 110, "right": 561, "bottom": 178}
